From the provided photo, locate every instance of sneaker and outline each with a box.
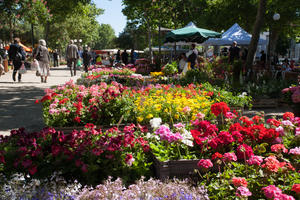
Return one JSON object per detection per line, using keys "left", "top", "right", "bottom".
{"left": 18, "top": 79, "right": 21, "bottom": 83}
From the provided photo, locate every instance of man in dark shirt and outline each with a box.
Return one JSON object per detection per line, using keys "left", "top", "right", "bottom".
{"left": 53, "top": 49, "right": 59, "bottom": 67}
{"left": 8, "top": 38, "right": 26, "bottom": 82}
{"left": 229, "top": 41, "right": 240, "bottom": 63}
{"left": 121, "top": 49, "right": 128, "bottom": 65}
{"left": 82, "top": 47, "right": 92, "bottom": 72}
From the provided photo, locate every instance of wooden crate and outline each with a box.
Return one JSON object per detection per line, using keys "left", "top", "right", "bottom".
{"left": 153, "top": 156, "right": 199, "bottom": 180}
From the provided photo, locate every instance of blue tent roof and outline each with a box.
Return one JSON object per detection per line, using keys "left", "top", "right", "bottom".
{"left": 202, "top": 23, "right": 267, "bottom": 46}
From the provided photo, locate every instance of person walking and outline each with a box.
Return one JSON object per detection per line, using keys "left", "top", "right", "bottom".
{"left": 116, "top": 50, "right": 121, "bottom": 63}
{"left": 66, "top": 40, "right": 79, "bottom": 77}
{"left": 82, "top": 46, "right": 92, "bottom": 73}
{"left": 228, "top": 41, "right": 240, "bottom": 63}
{"left": 121, "top": 49, "right": 128, "bottom": 65}
{"left": 8, "top": 37, "right": 26, "bottom": 82}
{"left": 53, "top": 49, "right": 59, "bottom": 67}
{"left": 34, "top": 39, "right": 50, "bottom": 83}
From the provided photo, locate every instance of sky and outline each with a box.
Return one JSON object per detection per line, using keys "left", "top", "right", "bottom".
{"left": 95, "top": 0, "right": 127, "bottom": 36}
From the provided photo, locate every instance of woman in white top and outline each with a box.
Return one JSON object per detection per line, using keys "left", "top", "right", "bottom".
{"left": 179, "top": 53, "right": 187, "bottom": 72}
{"left": 34, "top": 39, "right": 50, "bottom": 83}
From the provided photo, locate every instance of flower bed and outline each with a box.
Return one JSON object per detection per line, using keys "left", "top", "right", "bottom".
{"left": 39, "top": 81, "right": 251, "bottom": 127}
{"left": 0, "top": 124, "right": 152, "bottom": 185}
{"left": 147, "top": 106, "right": 300, "bottom": 199}
{"left": 77, "top": 67, "right": 136, "bottom": 86}
{"left": 0, "top": 107, "right": 299, "bottom": 199}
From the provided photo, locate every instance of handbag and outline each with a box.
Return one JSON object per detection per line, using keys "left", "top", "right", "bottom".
{"left": 31, "top": 59, "right": 39, "bottom": 71}
{"left": 19, "top": 63, "right": 27, "bottom": 74}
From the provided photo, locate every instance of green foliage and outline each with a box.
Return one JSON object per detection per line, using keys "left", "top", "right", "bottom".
{"left": 162, "top": 61, "right": 178, "bottom": 75}
{"left": 93, "top": 24, "right": 116, "bottom": 50}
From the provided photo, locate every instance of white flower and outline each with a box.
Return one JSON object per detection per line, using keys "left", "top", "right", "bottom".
{"left": 150, "top": 118, "right": 162, "bottom": 129}
{"left": 181, "top": 129, "right": 194, "bottom": 147}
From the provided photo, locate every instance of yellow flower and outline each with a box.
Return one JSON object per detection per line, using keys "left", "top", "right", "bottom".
{"left": 137, "top": 116, "right": 143, "bottom": 122}
{"left": 146, "top": 114, "right": 153, "bottom": 119}
{"left": 174, "top": 114, "right": 179, "bottom": 119}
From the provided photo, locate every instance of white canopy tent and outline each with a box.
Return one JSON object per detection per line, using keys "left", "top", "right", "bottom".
{"left": 202, "top": 23, "right": 267, "bottom": 46}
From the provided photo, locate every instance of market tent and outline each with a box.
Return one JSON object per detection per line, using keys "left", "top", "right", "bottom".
{"left": 202, "top": 23, "right": 267, "bottom": 46}
{"left": 4, "top": 43, "right": 32, "bottom": 52}
{"left": 164, "top": 22, "right": 221, "bottom": 45}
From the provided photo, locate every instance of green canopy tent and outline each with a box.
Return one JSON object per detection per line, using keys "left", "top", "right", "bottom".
{"left": 164, "top": 22, "right": 221, "bottom": 45}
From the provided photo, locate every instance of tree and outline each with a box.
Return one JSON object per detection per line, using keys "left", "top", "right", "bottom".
{"left": 93, "top": 24, "right": 116, "bottom": 50}
{"left": 246, "top": 0, "right": 267, "bottom": 72}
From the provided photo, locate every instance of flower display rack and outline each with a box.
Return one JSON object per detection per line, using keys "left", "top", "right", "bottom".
{"left": 153, "top": 156, "right": 199, "bottom": 180}
{"left": 251, "top": 98, "right": 278, "bottom": 108}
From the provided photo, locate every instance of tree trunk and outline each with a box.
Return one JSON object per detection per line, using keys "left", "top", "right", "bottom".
{"left": 245, "top": 0, "right": 267, "bottom": 71}
{"left": 45, "top": 21, "right": 50, "bottom": 46}
{"left": 31, "top": 23, "right": 34, "bottom": 49}
{"left": 148, "top": 24, "right": 153, "bottom": 63}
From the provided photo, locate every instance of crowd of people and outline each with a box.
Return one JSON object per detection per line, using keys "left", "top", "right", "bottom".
{"left": 0, "top": 37, "right": 141, "bottom": 83}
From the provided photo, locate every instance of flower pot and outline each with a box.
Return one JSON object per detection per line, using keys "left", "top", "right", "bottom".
{"left": 153, "top": 156, "right": 199, "bottom": 180}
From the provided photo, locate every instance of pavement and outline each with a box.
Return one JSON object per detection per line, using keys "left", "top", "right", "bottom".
{"left": 0, "top": 66, "right": 82, "bottom": 136}
{"left": 0, "top": 66, "right": 292, "bottom": 136}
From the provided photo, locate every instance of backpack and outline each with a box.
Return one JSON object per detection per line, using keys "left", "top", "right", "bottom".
{"left": 14, "top": 51, "right": 23, "bottom": 62}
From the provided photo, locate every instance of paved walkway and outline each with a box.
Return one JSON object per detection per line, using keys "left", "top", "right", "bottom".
{"left": 0, "top": 66, "right": 82, "bottom": 136}
{"left": 0, "top": 66, "right": 292, "bottom": 136}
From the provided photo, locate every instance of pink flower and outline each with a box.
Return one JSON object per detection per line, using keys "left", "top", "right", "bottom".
{"left": 262, "top": 156, "right": 281, "bottom": 172}
{"left": 275, "top": 126, "right": 285, "bottom": 136}
{"left": 289, "top": 147, "right": 300, "bottom": 155}
{"left": 22, "top": 159, "right": 32, "bottom": 168}
{"left": 197, "top": 159, "right": 213, "bottom": 169}
{"left": 262, "top": 185, "right": 282, "bottom": 199}
{"left": 125, "top": 154, "right": 135, "bottom": 166}
{"left": 232, "top": 177, "right": 248, "bottom": 187}
{"left": 278, "top": 194, "right": 295, "bottom": 200}
{"left": 236, "top": 186, "right": 252, "bottom": 197}
{"left": 223, "top": 152, "right": 237, "bottom": 162}
{"left": 271, "top": 144, "right": 288, "bottom": 153}
{"left": 196, "top": 112, "right": 205, "bottom": 120}
{"left": 247, "top": 155, "right": 264, "bottom": 166}
{"left": 296, "top": 127, "right": 300, "bottom": 136}
{"left": 225, "top": 111, "right": 236, "bottom": 119}
{"left": 183, "top": 106, "right": 191, "bottom": 113}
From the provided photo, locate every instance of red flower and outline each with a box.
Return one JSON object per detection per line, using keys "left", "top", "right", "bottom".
{"left": 211, "top": 102, "right": 230, "bottom": 116}
{"left": 74, "top": 116, "right": 81, "bottom": 123}
{"left": 232, "top": 177, "right": 248, "bottom": 187}
{"left": 283, "top": 112, "right": 295, "bottom": 120}
{"left": 81, "top": 164, "right": 88, "bottom": 173}
{"left": 34, "top": 99, "right": 39, "bottom": 104}
{"left": 29, "top": 165, "right": 37, "bottom": 175}
{"left": 236, "top": 144, "right": 253, "bottom": 160}
{"left": 291, "top": 184, "right": 300, "bottom": 194}
{"left": 51, "top": 145, "right": 61, "bottom": 156}
{"left": 40, "top": 95, "right": 52, "bottom": 102}
{"left": 22, "top": 159, "right": 32, "bottom": 168}
{"left": 0, "top": 154, "right": 5, "bottom": 164}
{"left": 212, "top": 152, "right": 223, "bottom": 160}
{"left": 252, "top": 115, "right": 262, "bottom": 124}
{"left": 267, "top": 119, "right": 281, "bottom": 127}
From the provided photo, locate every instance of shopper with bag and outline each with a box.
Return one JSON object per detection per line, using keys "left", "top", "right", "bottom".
{"left": 34, "top": 39, "right": 50, "bottom": 83}
{"left": 8, "top": 38, "right": 26, "bottom": 82}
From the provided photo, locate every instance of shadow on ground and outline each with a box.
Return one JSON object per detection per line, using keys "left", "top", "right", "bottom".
{"left": 0, "top": 85, "right": 46, "bottom": 134}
